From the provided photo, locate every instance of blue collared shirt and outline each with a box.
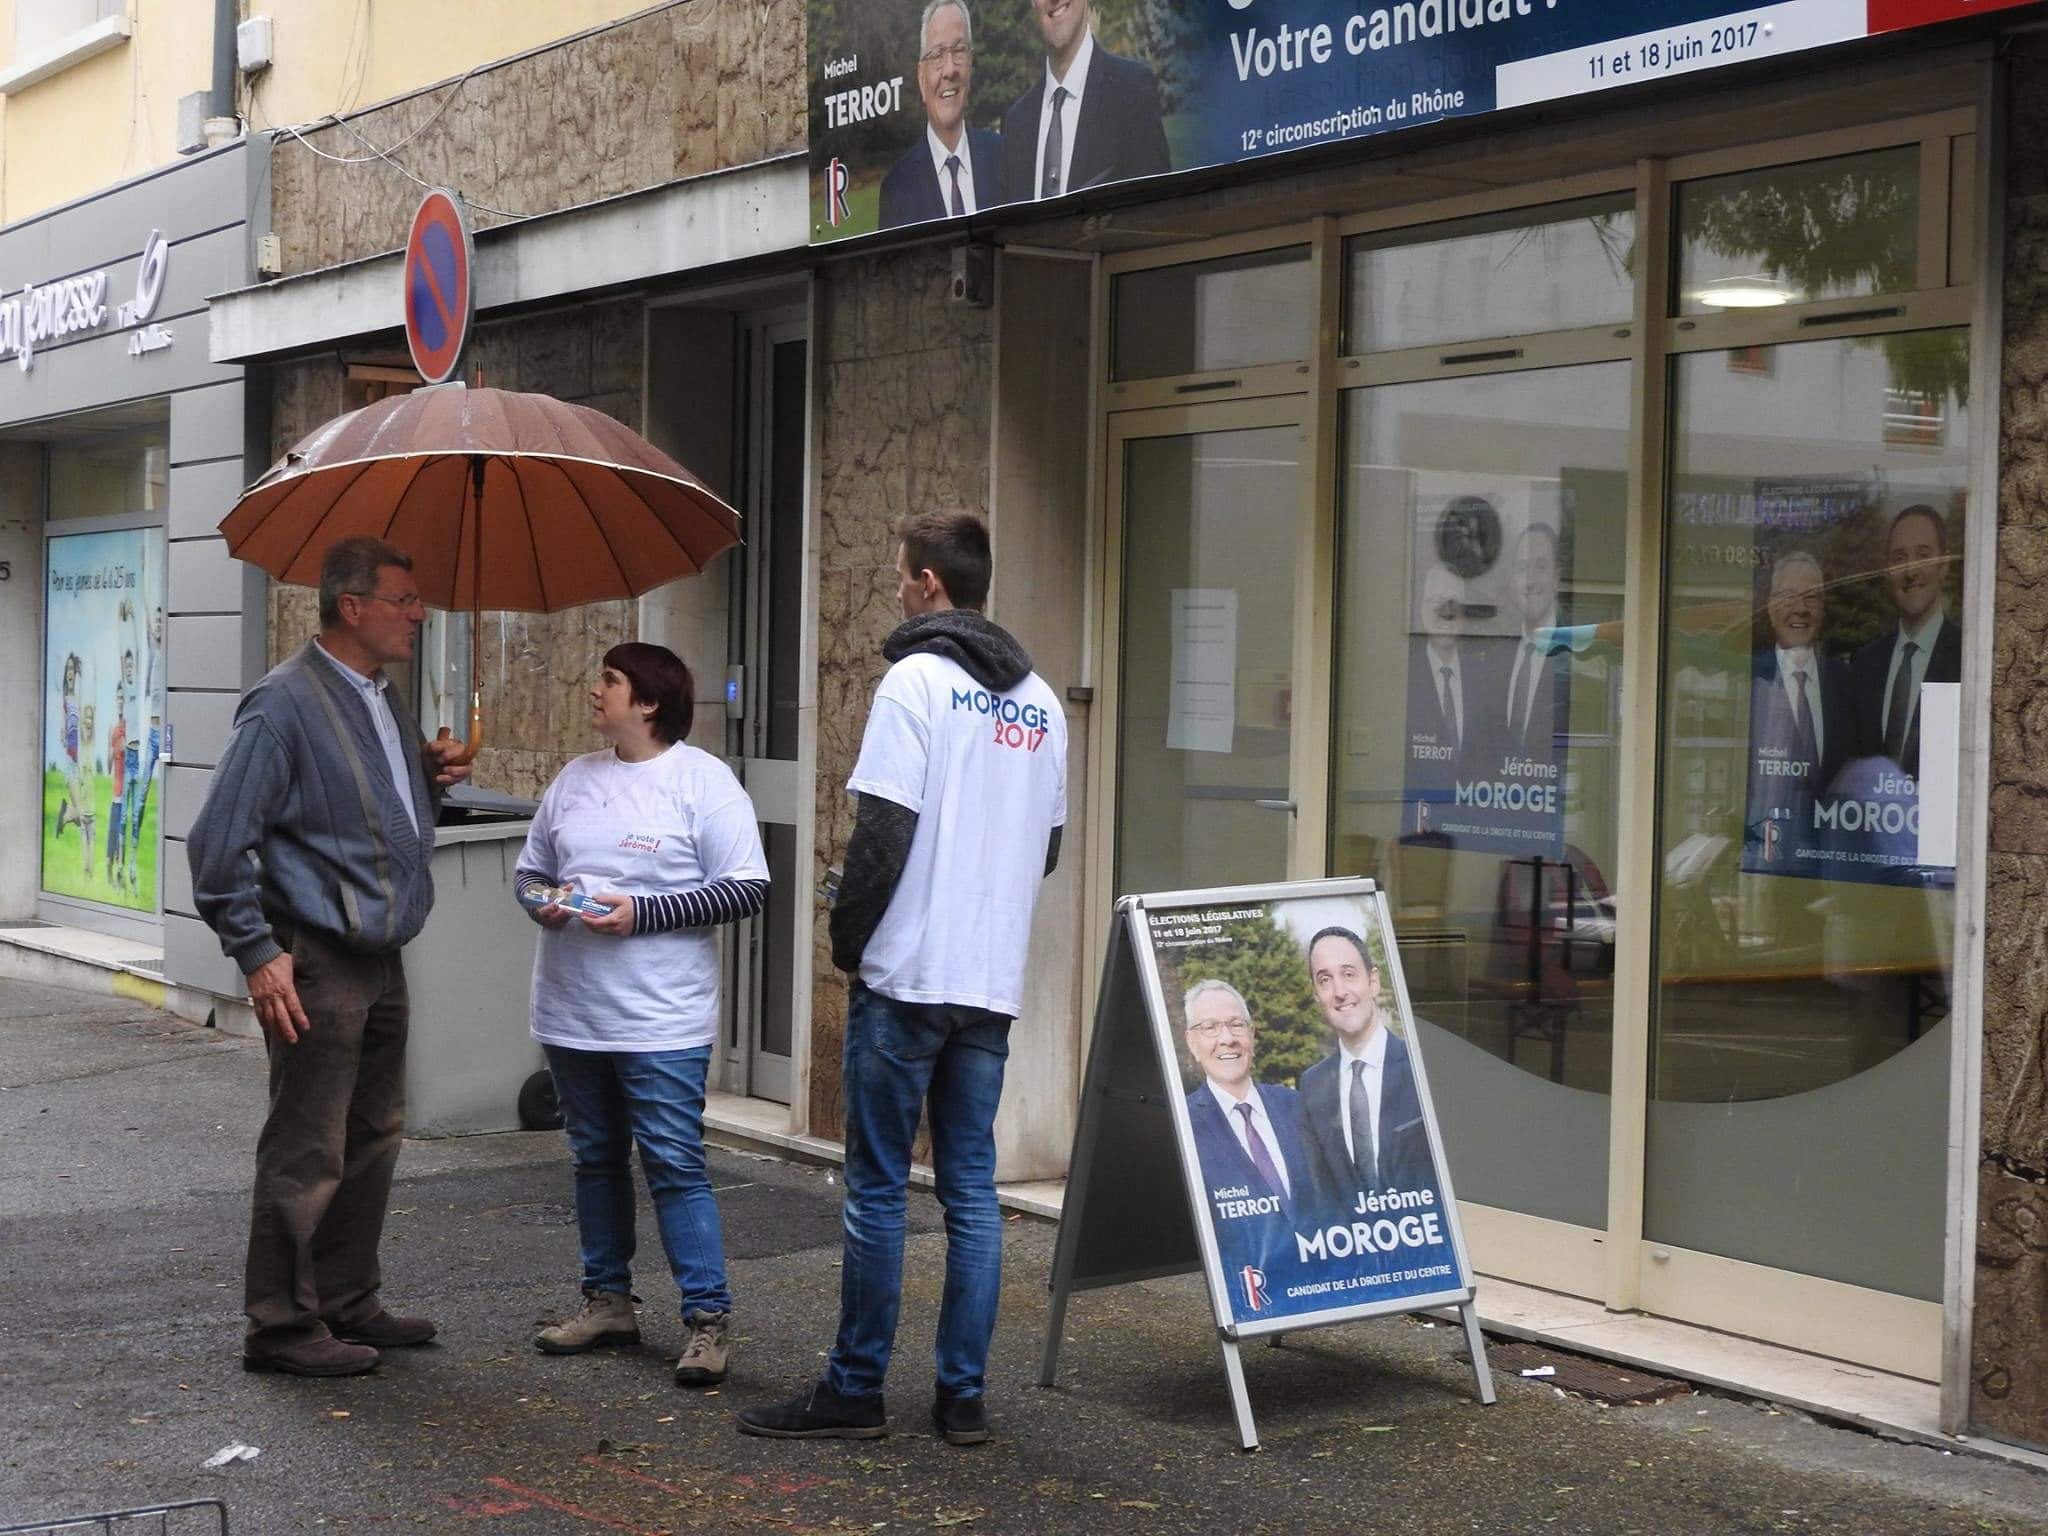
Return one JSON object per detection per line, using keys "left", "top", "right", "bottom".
{"left": 314, "top": 640, "right": 419, "bottom": 836}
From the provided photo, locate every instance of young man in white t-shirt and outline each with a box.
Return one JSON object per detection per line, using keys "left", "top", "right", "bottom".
{"left": 740, "top": 511, "right": 1066, "bottom": 1446}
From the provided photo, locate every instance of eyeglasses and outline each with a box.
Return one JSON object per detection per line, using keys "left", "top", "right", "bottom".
{"left": 919, "top": 40, "right": 971, "bottom": 66}
{"left": 355, "top": 591, "right": 424, "bottom": 611}
{"left": 1187, "top": 1019, "right": 1251, "bottom": 1039}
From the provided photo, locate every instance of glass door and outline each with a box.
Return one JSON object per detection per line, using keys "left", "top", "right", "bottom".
{"left": 1107, "top": 401, "right": 1309, "bottom": 895}
{"left": 732, "top": 319, "right": 807, "bottom": 1104}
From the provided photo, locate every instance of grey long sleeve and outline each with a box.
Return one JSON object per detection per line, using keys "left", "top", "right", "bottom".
{"left": 830, "top": 793, "right": 918, "bottom": 974}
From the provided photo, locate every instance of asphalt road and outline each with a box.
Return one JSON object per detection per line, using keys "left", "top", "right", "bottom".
{"left": 2, "top": 976, "right": 2045, "bottom": 1535}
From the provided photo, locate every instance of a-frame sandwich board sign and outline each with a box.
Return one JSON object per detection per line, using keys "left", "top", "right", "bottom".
{"left": 1040, "top": 878, "right": 1495, "bottom": 1449}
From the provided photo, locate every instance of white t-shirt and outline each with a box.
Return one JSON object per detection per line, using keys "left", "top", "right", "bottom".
{"left": 517, "top": 743, "right": 768, "bottom": 1052}
{"left": 848, "top": 651, "right": 1068, "bottom": 1016}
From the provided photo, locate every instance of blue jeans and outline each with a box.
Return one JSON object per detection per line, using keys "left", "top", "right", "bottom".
{"left": 827, "top": 983, "right": 1011, "bottom": 1401}
{"left": 542, "top": 1044, "right": 732, "bottom": 1318}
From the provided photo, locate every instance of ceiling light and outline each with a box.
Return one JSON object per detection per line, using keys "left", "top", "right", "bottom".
{"left": 1693, "top": 274, "right": 1799, "bottom": 309}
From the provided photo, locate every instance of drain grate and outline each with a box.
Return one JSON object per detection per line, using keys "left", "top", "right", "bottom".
{"left": 1487, "top": 1341, "right": 1690, "bottom": 1405}
{"left": 0, "top": 920, "right": 54, "bottom": 930}
{"left": 119, "top": 958, "right": 166, "bottom": 976}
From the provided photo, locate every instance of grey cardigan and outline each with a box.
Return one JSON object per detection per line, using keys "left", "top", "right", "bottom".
{"left": 187, "top": 640, "right": 441, "bottom": 975}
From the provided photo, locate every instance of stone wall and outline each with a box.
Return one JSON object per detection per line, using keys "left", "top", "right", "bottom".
{"left": 807, "top": 248, "right": 996, "bottom": 1140}
{"left": 266, "top": 0, "right": 804, "bottom": 277}
{"left": 1973, "top": 41, "right": 2048, "bottom": 1452}
{"left": 263, "top": 300, "right": 648, "bottom": 801}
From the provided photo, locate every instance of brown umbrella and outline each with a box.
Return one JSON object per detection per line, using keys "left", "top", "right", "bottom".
{"left": 220, "top": 385, "right": 741, "bottom": 763}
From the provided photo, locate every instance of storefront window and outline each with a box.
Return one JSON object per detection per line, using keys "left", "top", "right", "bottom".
{"left": 1674, "top": 146, "right": 1919, "bottom": 315}
{"left": 47, "top": 426, "right": 167, "bottom": 521}
{"left": 1647, "top": 328, "right": 1969, "bottom": 1298}
{"left": 42, "top": 524, "right": 167, "bottom": 914}
{"left": 1334, "top": 361, "right": 1631, "bottom": 1227}
{"left": 1344, "top": 197, "right": 1636, "bottom": 353}
{"left": 1111, "top": 246, "right": 1311, "bottom": 381}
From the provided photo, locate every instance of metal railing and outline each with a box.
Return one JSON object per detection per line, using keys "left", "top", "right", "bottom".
{"left": 0, "top": 1500, "right": 226, "bottom": 1536}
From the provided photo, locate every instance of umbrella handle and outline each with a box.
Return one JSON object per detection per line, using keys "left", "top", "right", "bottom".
{"left": 435, "top": 692, "right": 484, "bottom": 767}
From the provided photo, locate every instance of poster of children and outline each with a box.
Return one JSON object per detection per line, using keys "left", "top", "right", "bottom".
{"left": 42, "top": 529, "right": 165, "bottom": 912}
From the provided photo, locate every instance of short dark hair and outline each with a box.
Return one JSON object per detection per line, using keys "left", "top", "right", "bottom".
{"left": 319, "top": 535, "right": 414, "bottom": 627}
{"left": 604, "top": 641, "right": 694, "bottom": 745}
{"left": 1307, "top": 926, "right": 1374, "bottom": 972}
{"left": 1887, "top": 503, "right": 1948, "bottom": 557}
{"left": 898, "top": 509, "right": 991, "bottom": 610}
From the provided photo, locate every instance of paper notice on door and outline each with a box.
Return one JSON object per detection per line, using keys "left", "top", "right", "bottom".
{"left": 1916, "top": 681, "right": 1960, "bottom": 869}
{"left": 1167, "top": 589, "right": 1236, "bottom": 754}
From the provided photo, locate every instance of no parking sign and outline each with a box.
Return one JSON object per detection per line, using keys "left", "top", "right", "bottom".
{"left": 403, "top": 190, "right": 473, "bottom": 385}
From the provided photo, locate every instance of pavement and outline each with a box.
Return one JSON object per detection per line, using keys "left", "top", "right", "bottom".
{"left": 2, "top": 976, "right": 2047, "bottom": 1536}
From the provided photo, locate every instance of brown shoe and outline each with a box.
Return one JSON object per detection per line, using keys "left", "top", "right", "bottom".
{"left": 329, "top": 1311, "right": 438, "bottom": 1348}
{"left": 243, "top": 1336, "right": 379, "bottom": 1377}
{"left": 674, "top": 1311, "right": 730, "bottom": 1387}
{"left": 535, "top": 1292, "right": 639, "bottom": 1355}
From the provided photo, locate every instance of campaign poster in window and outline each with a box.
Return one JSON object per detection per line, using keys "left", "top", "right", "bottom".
{"left": 1729, "top": 481, "right": 1961, "bottom": 889}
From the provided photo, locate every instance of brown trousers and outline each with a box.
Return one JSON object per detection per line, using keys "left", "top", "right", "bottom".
{"left": 244, "top": 926, "right": 409, "bottom": 1350}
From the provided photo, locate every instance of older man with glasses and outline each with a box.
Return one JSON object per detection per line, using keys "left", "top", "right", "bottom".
{"left": 188, "top": 534, "right": 471, "bottom": 1378}
{"left": 878, "top": 0, "right": 1008, "bottom": 228}
{"left": 1181, "top": 979, "right": 1316, "bottom": 1294}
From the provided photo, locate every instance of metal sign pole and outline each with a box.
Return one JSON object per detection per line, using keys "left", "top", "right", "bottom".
{"left": 1217, "top": 1337, "right": 1260, "bottom": 1451}
{"left": 1461, "top": 1301, "right": 1499, "bottom": 1405}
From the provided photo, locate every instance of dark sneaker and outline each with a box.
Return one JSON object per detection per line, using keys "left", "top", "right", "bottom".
{"left": 674, "top": 1312, "right": 730, "bottom": 1387}
{"left": 930, "top": 1393, "right": 989, "bottom": 1446}
{"left": 736, "top": 1381, "right": 888, "bottom": 1439}
{"left": 328, "top": 1311, "right": 438, "bottom": 1348}
{"left": 242, "top": 1336, "right": 379, "bottom": 1377}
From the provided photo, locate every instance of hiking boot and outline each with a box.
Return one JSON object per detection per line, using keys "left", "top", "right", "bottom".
{"left": 736, "top": 1380, "right": 888, "bottom": 1439}
{"left": 534, "top": 1291, "right": 639, "bottom": 1354}
{"left": 242, "top": 1336, "right": 379, "bottom": 1377}
{"left": 930, "top": 1393, "right": 989, "bottom": 1446}
{"left": 329, "top": 1310, "right": 438, "bottom": 1348}
{"left": 674, "top": 1311, "right": 730, "bottom": 1387}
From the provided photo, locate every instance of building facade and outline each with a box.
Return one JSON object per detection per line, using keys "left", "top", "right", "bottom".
{"left": 0, "top": 138, "right": 264, "bottom": 1014}
{"left": 159, "top": 0, "right": 2048, "bottom": 1454}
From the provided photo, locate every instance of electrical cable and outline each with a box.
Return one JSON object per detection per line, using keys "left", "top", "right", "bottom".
{"left": 273, "top": 87, "right": 540, "bottom": 222}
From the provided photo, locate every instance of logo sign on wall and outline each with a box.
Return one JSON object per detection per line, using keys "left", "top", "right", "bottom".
{"left": 1041, "top": 877, "right": 1494, "bottom": 1449}
{"left": 0, "top": 227, "right": 174, "bottom": 371}
{"left": 807, "top": 0, "right": 2037, "bottom": 243}
{"left": 403, "top": 190, "right": 473, "bottom": 385}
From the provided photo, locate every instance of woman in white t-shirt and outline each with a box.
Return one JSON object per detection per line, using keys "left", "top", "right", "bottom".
{"left": 514, "top": 642, "right": 768, "bottom": 1389}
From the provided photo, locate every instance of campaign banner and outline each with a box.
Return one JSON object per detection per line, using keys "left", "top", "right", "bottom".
{"left": 42, "top": 529, "right": 166, "bottom": 913}
{"left": 1684, "top": 478, "right": 1963, "bottom": 889}
{"left": 1396, "top": 474, "right": 1570, "bottom": 858}
{"left": 806, "top": 0, "right": 2034, "bottom": 242}
{"left": 1144, "top": 888, "right": 1468, "bottom": 1328}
